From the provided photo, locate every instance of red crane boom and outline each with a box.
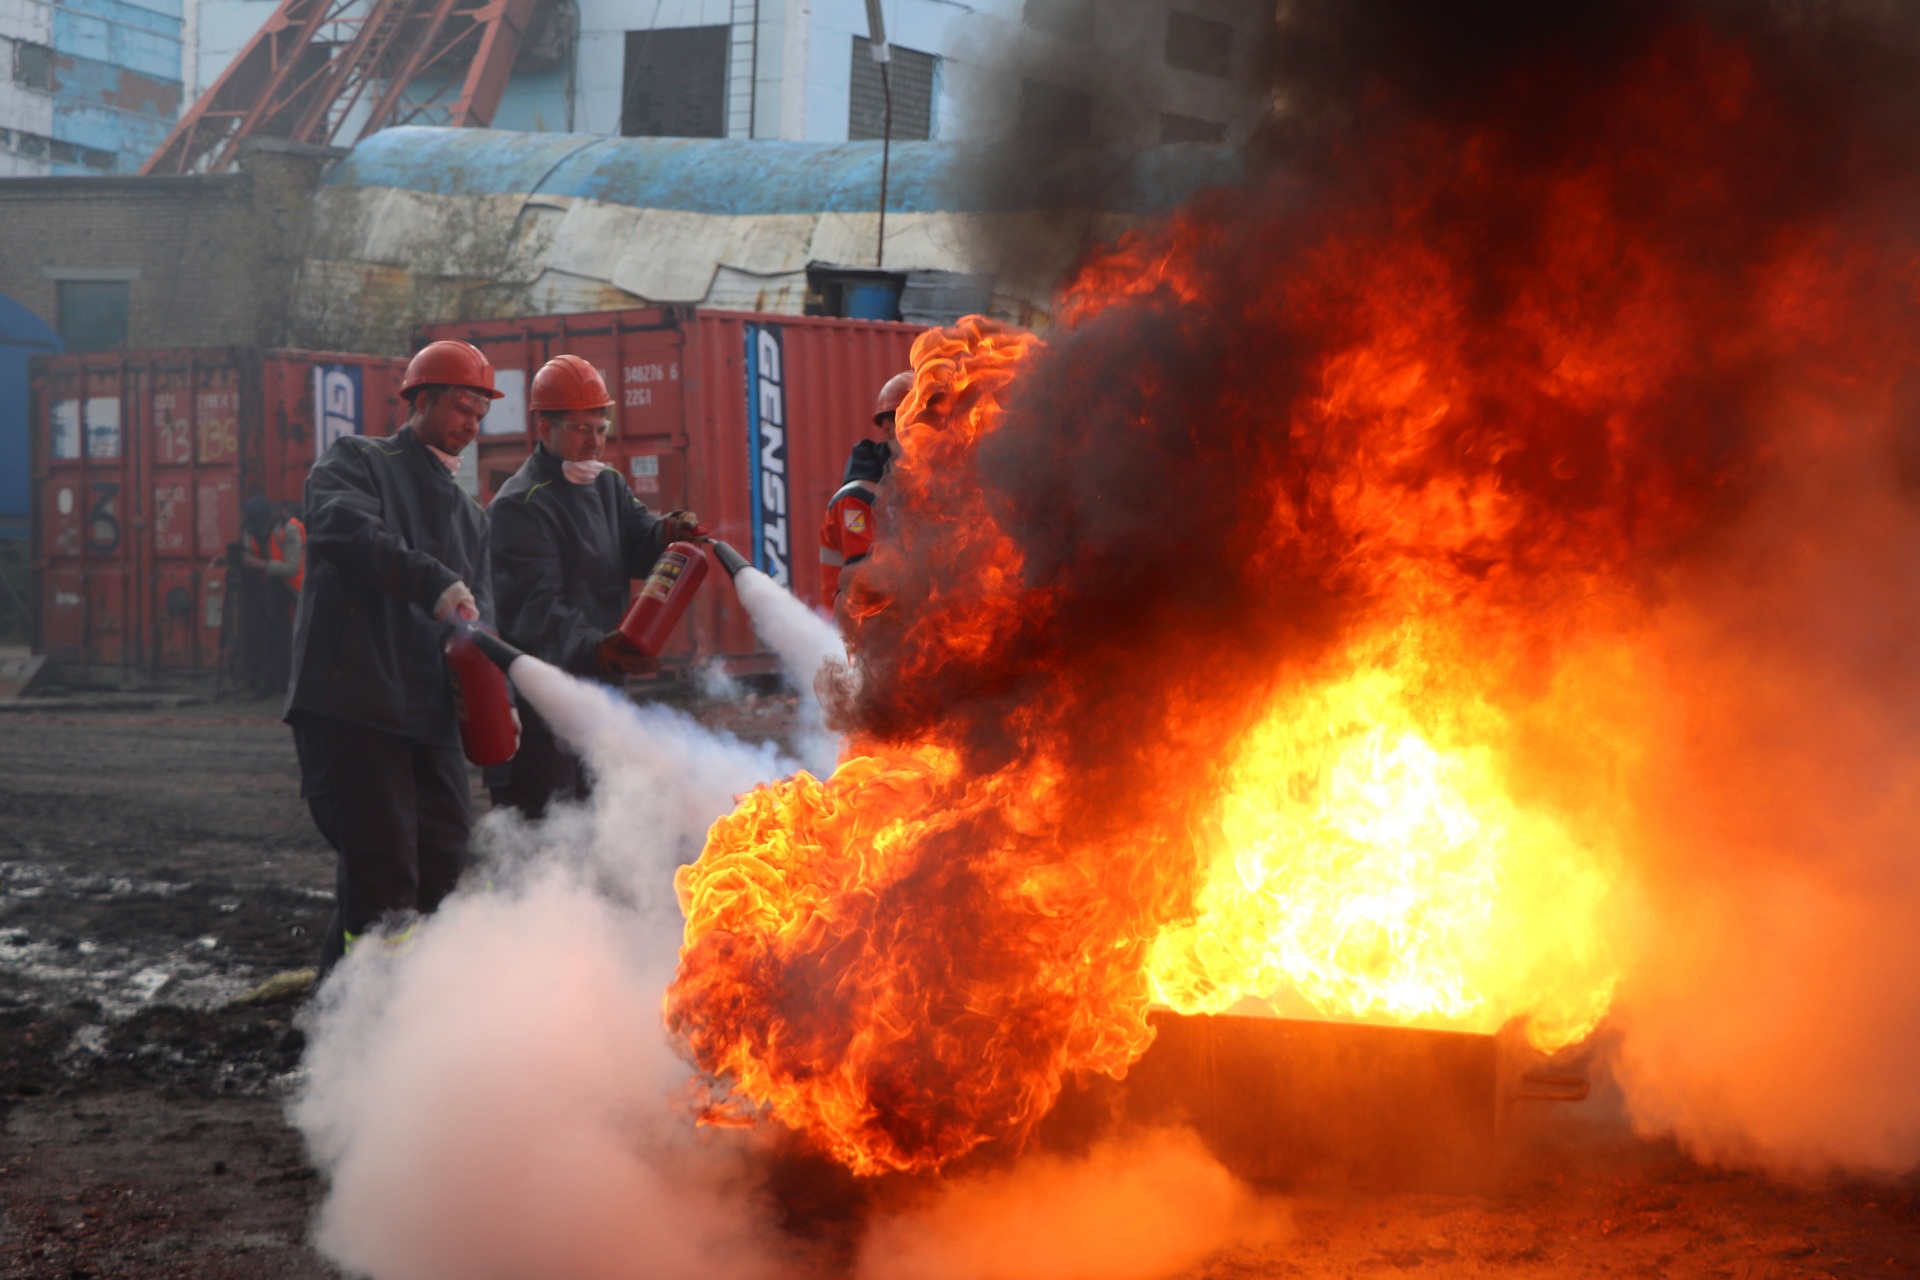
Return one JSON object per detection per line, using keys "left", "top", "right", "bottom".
{"left": 143, "top": 0, "right": 536, "bottom": 175}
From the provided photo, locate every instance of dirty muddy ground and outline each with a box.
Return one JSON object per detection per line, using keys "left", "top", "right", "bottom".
{"left": 2, "top": 697, "right": 1917, "bottom": 1279}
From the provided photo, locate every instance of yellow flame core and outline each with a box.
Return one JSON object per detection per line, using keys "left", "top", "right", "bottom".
{"left": 1146, "top": 656, "right": 1619, "bottom": 1051}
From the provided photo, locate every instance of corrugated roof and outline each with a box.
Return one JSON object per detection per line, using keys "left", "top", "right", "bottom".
{"left": 325, "top": 127, "right": 1244, "bottom": 216}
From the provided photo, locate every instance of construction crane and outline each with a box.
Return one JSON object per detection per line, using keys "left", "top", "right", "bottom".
{"left": 143, "top": 0, "right": 537, "bottom": 175}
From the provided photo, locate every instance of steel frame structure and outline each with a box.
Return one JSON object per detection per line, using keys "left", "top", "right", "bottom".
{"left": 143, "top": 0, "right": 537, "bottom": 175}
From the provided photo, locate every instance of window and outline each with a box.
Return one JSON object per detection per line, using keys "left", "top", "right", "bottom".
{"left": 57, "top": 281, "right": 129, "bottom": 353}
{"left": 1164, "top": 11, "right": 1232, "bottom": 77}
{"left": 1023, "top": 0, "right": 1094, "bottom": 42}
{"left": 48, "top": 138, "right": 116, "bottom": 170}
{"left": 13, "top": 41, "right": 52, "bottom": 91}
{"left": 622, "top": 27, "right": 729, "bottom": 138}
{"left": 849, "top": 39, "right": 936, "bottom": 141}
{"left": 1018, "top": 79, "right": 1092, "bottom": 140}
{"left": 1, "top": 127, "right": 113, "bottom": 168}
{"left": 1160, "top": 112, "right": 1225, "bottom": 143}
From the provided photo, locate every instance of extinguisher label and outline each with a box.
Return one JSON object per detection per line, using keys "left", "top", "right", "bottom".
{"left": 744, "top": 323, "right": 793, "bottom": 590}
{"left": 640, "top": 552, "right": 688, "bottom": 603}
{"left": 313, "top": 364, "right": 365, "bottom": 459}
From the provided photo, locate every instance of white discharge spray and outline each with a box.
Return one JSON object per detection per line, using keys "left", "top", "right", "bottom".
{"left": 293, "top": 656, "right": 799, "bottom": 1280}
{"left": 726, "top": 565, "right": 847, "bottom": 775}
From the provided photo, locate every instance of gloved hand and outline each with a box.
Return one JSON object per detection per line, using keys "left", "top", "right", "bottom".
{"left": 663, "top": 510, "right": 707, "bottom": 542}
{"left": 596, "top": 630, "right": 660, "bottom": 677}
{"left": 433, "top": 581, "right": 478, "bottom": 622}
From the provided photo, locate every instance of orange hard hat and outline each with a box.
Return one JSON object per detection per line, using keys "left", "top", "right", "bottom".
{"left": 531, "top": 354, "right": 615, "bottom": 413}
{"left": 401, "top": 340, "right": 503, "bottom": 400}
{"left": 874, "top": 371, "right": 913, "bottom": 423}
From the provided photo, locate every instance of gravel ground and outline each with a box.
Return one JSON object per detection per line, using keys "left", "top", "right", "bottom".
{"left": 0, "top": 697, "right": 338, "bottom": 1278}
{"left": 1, "top": 696, "right": 1915, "bottom": 1280}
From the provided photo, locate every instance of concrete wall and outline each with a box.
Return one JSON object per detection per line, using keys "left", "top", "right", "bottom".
{"left": 0, "top": 145, "right": 326, "bottom": 346}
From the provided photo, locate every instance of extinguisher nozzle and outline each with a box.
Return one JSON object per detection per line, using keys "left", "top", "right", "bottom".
{"left": 709, "top": 539, "right": 751, "bottom": 578}
{"left": 464, "top": 625, "right": 526, "bottom": 673}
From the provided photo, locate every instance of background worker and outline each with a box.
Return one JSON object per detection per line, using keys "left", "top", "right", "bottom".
{"left": 819, "top": 371, "right": 911, "bottom": 622}
{"left": 235, "top": 494, "right": 304, "bottom": 696}
{"left": 487, "top": 353, "right": 704, "bottom": 819}
{"left": 285, "top": 339, "right": 506, "bottom": 977}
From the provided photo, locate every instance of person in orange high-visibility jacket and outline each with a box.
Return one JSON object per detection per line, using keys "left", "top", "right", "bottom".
{"left": 257, "top": 503, "right": 306, "bottom": 594}
{"left": 239, "top": 496, "right": 305, "bottom": 696}
{"left": 820, "top": 371, "right": 911, "bottom": 618}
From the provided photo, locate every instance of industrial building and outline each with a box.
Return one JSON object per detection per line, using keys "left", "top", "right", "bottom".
{"left": 4, "top": 0, "right": 1271, "bottom": 179}
{"left": 0, "top": 0, "right": 184, "bottom": 176}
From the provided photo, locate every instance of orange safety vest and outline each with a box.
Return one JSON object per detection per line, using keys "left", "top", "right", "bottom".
{"left": 270, "top": 517, "right": 305, "bottom": 593}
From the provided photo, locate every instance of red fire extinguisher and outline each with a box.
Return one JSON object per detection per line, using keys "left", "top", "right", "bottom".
{"left": 443, "top": 621, "right": 524, "bottom": 766}
{"left": 617, "top": 541, "right": 711, "bottom": 655}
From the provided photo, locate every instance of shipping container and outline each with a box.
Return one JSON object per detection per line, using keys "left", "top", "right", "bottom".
{"left": 419, "top": 306, "right": 925, "bottom": 671}
{"left": 32, "top": 347, "right": 409, "bottom": 672}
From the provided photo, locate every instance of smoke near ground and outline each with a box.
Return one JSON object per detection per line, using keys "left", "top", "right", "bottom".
{"left": 291, "top": 666, "right": 803, "bottom": 1280}
{"left": 856, "top": 1129, "right": 1283, "bottom": 1280}
{"left": 293, "top": 878, "right": 788, "bottom": 1280}
{"left": 1606, "top": 430, "right": 1920, "bottom": 1173}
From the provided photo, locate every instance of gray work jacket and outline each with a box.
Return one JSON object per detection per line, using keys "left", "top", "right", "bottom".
{"left": 488, "top": 443, "right": 670, "bottom": 680}
{"left": 285, "top": 426, "right": 493, "bottom": 747}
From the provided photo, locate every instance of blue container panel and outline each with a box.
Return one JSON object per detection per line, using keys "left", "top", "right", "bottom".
{"left": 0, "top": 296, "right": 62, "bottom": 539}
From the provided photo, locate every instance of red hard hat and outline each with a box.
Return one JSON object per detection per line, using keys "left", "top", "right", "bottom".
{"left": 401, "top": 340, "right": 503, "bottom": 400}
{"left": 874, "top": 371, "right": 913, "bottom": 423}
{"left": 531, "top": 354, "right": 615, "bottom": 412}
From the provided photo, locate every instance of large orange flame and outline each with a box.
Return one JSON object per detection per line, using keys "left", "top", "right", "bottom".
{"left": 666, "top": 20, "right": 1920, "bottom": 1175}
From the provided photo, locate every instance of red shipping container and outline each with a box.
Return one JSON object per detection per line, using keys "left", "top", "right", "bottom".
{"left": 32, "top": 347, "right": 408, "bottom": 672}
{"left": 418, "top": 307, "right": 924, "bottom": 672}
